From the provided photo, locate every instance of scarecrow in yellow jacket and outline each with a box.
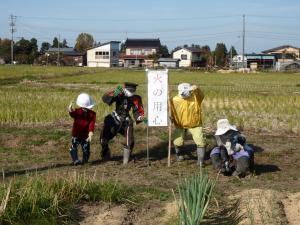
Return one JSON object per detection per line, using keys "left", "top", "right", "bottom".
{"left": 170, "top": 83, "right": 206, "bottom": 166}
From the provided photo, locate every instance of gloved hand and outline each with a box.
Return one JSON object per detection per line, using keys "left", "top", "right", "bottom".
{"left": 235, "top": 143, "right": 244, "bottom": 152}
{"left": 114, "top": 85, "right": 124, "bottom": 97}
{"left": 68, "top": 101, "right": 74, "bottom": 112}
{"left": 225, "top": 141, "right": 234, "bottom": 155}
{"left": 86, "top": 132, "right": 93, "bottom": 142}
{"left": 137, "top": 116, "right": 148, "bottom": 124}
{"left": 191, "top": 85, "right": 198, "bottom": 91}
{"left": 142, "top": 117, "right": 148, "bottom": 124}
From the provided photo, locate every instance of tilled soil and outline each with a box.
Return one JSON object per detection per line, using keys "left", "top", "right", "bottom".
{"left": 1, "top": 127, "right": 300, "bottom": 224}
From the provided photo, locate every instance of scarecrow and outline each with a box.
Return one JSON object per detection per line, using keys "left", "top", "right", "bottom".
{"left": 100, "top": 82, "right": 146, "bottom": 164}
{"left": 170, "top": 83, "right": 206, "bottom": 166}
{"left": 68, "top": 93, "right": 96, "bottom": 165}
{"left": 210, "top": 119, "right": 254, "bottom": 177}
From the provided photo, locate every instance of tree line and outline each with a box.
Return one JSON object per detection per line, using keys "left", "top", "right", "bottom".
{"left": 0, "top": 32, "right": 237, "bottom": 67}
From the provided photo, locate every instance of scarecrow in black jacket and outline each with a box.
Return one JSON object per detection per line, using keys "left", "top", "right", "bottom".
{"left": 100, "top": 82, "right": 146, "bottom": 164}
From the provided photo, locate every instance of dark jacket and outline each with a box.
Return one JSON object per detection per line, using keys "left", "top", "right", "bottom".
{"left": 102, "top": 90, "right": 144, "bottom": 122}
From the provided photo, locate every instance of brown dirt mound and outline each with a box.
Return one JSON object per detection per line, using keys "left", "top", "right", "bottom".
{"left": 78, "top": 200, "right": 175, "bottom": 225}
{"left": 282, "top": 192, "right": 300, "bottom": 225}
{"left": 230, "top": 189, "right": 288, "bottom": 225}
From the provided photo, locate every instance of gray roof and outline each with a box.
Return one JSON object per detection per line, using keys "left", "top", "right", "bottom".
{"left": 125, "top": 38, "right": 161, "bottom": 48}
{"left": 46, "top": 48, "right": 84, "bottom": 56}
{"left": 262, "top": 45, "right": 300, "bottom": 53}
{"left": 158, "top": 58, "right": 180, "bottom": 62}
{"left": 173, "top": 47, "right": 203, "bottom": 53}
{"left": 47, "top": 47, "right": 74, "bottom": 53}
{"left": 87, "top": 41, "right": 120, "bottom": 50}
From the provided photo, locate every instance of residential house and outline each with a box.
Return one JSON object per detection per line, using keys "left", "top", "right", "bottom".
{"left": 262, "top": 45, "right": 300, "bottom": 62}
{"left": 44, "top": 47, "right": 84, "bottom": 66}
{"left": 120, "top": 38, "right": 161, "bottom": 68}
{"left": 172, "top": 47, "right": 204, "bottom": 67}
{"left": 157, "top": 58, "right": 180, "bottom": 68}
{"left": 87, "top": 41, "right": 120, "bottom": 67}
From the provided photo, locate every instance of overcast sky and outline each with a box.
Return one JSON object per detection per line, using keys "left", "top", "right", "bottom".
{"left": 1, "top": 0, "right": 300, "bottom": 53}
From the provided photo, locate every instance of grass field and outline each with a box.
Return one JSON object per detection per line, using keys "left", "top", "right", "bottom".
{"left": 0, "top": 65, "right": 299, "bottom": 224}
{"left": 1, "top": 65, "right": 300, "bottom": 134}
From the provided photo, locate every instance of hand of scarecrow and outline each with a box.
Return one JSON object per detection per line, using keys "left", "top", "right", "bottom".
{"left": 142, "top": 117, "right": 148, "bottom": 124}
{"left": 234, "top": 143, "right": 244, "bottom": 152}
{"left": 68, "top": 101, "right": 75, "bottom": 112}
{"left": 86, "top": 132, "right": 93, "bottom": 143}
{"left": 137, "top": 116, "right": 148, "bottom": 124}
{"left": 114, "top": 85, "right": 124, "bottom": 97}
{"left": 191, "top": 85, "right": 198, "bottom": 91}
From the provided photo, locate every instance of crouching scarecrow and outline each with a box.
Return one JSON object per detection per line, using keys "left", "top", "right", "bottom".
{"left": 170, "top": 83, "right": 206, "bottom": 166}
{"left": 68, "top": 93, "right": 96, "bottom": 166}
{"left": 100, "top": 82, "right": 146, "bottom": 164}
{"left": 210, "top": 119, "right": 254, "bottom": 177}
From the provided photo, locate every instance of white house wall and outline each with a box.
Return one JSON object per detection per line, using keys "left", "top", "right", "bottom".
{"left": 173, "top": 49, "right": 192, "bottom": 67}
{"left": 87, "top": 43, "right": 119, "bottom": 67}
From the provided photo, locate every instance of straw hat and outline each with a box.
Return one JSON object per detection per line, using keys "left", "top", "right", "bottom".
{"left": 215, "top": 119, "right": 237, "bottom": 136}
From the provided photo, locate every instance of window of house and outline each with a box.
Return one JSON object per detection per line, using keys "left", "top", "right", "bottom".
{"left": 131, "top": 60, "right": 135, "bottom": 65}
{"left": 181, "top": 54, "right": 187, "bottom": 60}
{"left": 95, "top": 51, "right": 109, "bottom": 59}
{"left": 113, "top": 51, "right": 117, "bottom": 57}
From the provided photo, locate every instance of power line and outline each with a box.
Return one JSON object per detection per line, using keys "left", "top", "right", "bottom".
{"left": 18, "top": 20, "right": 239, "bottom": 34}
{"left": 16, "top": 14, "right": 240, "bottom": 22}
{"left": 247, "top": 14, "right": 300, "bottom": 19}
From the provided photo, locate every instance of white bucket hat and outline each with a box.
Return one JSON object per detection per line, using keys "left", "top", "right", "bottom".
{"left": 76, "top": 93, "right": 95, "bottom": 109}
{"left": 215, "top": 119, "right": 237, "bottom": 136}
{"left": 178, "top": 83, "right": 192, "bottom": 98}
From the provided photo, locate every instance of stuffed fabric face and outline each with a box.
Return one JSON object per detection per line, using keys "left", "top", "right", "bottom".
{"left": 178, "top": 83, "right": 192, "bottom": 99}
{"left": 124, "top": 88, "right": 135, "bottom": 97}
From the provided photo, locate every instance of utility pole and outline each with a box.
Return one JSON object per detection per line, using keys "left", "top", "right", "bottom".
{"left": 230, "top": 46, "right": 233, "bottom": 68}
{"left": 242, "top": 14, "right": 246, "bottom": 69}
{"left": 9, "top": 14, "right": 17, "bottom": 64}
{"left": 57, "top": 34, "right": 60, "bottom": 66}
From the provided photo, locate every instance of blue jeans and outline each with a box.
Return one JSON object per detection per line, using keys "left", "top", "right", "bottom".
{"left": 70, "top": 137, "right": 90, "bottom": 163}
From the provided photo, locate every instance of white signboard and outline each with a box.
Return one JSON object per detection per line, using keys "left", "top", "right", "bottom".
{"left": 147, "top": 69, "right": 169, "bottom": 127}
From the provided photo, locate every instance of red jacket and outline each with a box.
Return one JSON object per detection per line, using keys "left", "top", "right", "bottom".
{"left": 69, "top": 108, "right": 96, "bottom": 140}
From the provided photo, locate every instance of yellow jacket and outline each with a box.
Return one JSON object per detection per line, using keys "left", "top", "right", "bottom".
{"left": 170, "top": 86, "right": 204, "bottom": 128}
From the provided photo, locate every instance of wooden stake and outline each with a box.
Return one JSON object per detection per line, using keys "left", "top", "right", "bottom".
{"left": 167, "top": 69, "right": 171, "bottom": 167}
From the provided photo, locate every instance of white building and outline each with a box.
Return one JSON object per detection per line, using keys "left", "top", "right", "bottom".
{"left": 172, "top": 47, "right": 203, "bottom": 67}
{"left": 87, "top": 41, "right": 120, "bottom": 67}
{"left": 157, "top": 58, "right": 180, "bottom": 68}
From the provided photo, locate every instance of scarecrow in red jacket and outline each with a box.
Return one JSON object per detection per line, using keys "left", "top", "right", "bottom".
{"left": 100, "top": 82, "right": 146, "bottom": 164}
{"left": 68, "top": 93, "right": 96, "bottom": 166}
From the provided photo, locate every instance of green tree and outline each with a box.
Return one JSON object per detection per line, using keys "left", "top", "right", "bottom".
{"left": 229, "top": 46, "right": 238, "bottom": 57}
{"left": 214, "top": 43, "right": 228, "bottom": 67}
{"left": 157, "top": 45, "right": 170, "bottom": 58}
{"left": 0, "top": 38, "right": 11, "bottom": 63}
{"left": 52, "top": 37, "right": 59, "bottom": 48}
{"left": 201, "top": 45, "right": 212, "bottom": 67}
{"left": 75, "top": 33, "right": 94, "bottom": 53}
{"left": 120, "top": 42, "right": 125, "bottom": 53}
{"left": 40, "top": 42, "right": 50, "bottom": 53}
{"left": 62, "top": 39, "right": 68, "bottom": 48}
